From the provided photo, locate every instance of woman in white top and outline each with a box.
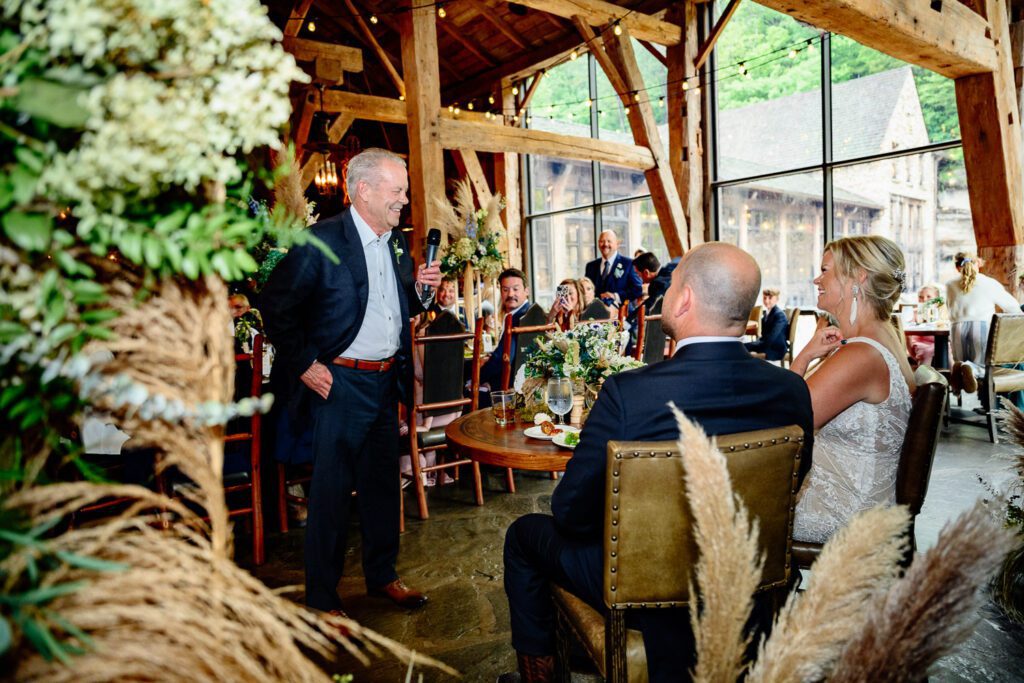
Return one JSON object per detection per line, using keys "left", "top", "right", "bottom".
{"left": 946, "top": 252, "right": 1021, "bottom": 403}
{"left": 790, "top": 235, "right": 915, "bottom": 543}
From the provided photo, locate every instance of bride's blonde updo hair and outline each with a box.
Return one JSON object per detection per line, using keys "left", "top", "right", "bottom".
{"left": 825, "top": 235, "right": 906, "bottom": 321}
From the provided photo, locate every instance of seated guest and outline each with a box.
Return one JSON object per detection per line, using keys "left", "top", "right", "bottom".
{"left": 583, "top": 230, "right": 643, "bottom": 308}
{"left": 907, "top": 284, "right": 946, "bottom": 367}
{"left": 744, "top": 288, "right": 788, "bottom": 361}
{"left": 632, "top": 251, "right": 660, "bottom": 301}
{"left": 579, "top": 276, "right": 597, "bottom": 307}
{"left": 546, "top": 278, "right": 585, "bottom": 331}
{"left": 789, "top": 235, "right": 914, "bottom": 544}
{"left": 479, "top": 268, "right": 533, "bottom": 391}
{"left": 428, "top": 275, "right": 468, "bottom": 329}
{"left": 503, "top": 243, "right": 815, "bottom": 683}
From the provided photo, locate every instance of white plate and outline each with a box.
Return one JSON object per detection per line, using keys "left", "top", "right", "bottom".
{"left": 523, "top": 424, "right": 580, "bottom": 441}
{"left": 552, "top": 428, "right": 582, "bottom": 450}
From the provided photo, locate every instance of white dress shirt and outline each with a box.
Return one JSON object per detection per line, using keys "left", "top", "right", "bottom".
{"left": 674, "top": 336, "right": 744, "bottom": 350}
{"left": 340, "top": 206, "right": 402, "bottom": 360}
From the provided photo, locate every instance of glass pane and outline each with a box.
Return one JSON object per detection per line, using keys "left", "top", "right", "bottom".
{"left": 717, "top": 171, "right": 825, "bottom": 308}
{"left": 831, "top": 148, "right": 975, "bottom": 297}
{"left": 529, "top": 56, "right": 591, "bottom": 133}
{"left": 713, "top": 1, "right": 823, "bottom": 180}
{"left": 600, "top": 199, "right": 668, "bottom": 265}
{"left": 595, "top": 63, "right": 630, "bottom": 142}
{"left": 600, "top": 163, "right": 649, "bottom": 202}
{"left": 529, "top": 209, "right": 595, "bottom": 307}
{"left": 831, "top": 35, "right": 959, "bottom": 161}
{"left": 528, "top": 155, "right": 594, "bottom": 214}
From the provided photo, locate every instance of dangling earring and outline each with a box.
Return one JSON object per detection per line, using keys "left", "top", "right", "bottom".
{"left": 850, "top": 284, "right": 860, "bottom": 325}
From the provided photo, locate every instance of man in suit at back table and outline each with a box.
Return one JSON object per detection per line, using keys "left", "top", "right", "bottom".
{"left": 262, "top": 148, "right": 441, "bottom": 616}
{"left": 428, "top": 275, "right": 468, "bottom": 329}
{"left": 583, "top": 230, "right": 643, "bottom": 309}
{"left": 502, "top": 242, "right": 815, "bottom": 683}
{"left": 745, "top": 287, "right": 789, "bottom": 361}
{"left": 478, "top": 267, "right": 532, "bottom": 393}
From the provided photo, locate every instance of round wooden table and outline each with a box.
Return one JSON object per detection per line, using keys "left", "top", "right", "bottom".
{"left": 445, "top": 408, "right": 573, "bottom": 505}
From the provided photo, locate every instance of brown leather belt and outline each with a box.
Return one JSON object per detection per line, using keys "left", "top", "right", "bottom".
{"left": 332, "top": 356, "right": 395, "bottom": 372}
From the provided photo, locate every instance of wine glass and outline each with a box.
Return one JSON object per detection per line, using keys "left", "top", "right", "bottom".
{"left": 546, "top": 377, "right": 573, "bottom": 425}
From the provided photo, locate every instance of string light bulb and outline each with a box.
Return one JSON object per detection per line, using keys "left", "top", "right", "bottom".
{"left": 570, "top": 49, "right": 578, "bottom": 61}
{"left": 307, "top": 19, "right": 316, "bottom": 32}
{"left": 613, "top": 22, "right": 622, "bottom": 36}
{"left": 454, "top": 105, "right": 460, "bottom": 114}
{"left": 633, "top": 91, "right": 640, "bottom": 102}
{"left": 437, "top": 5, "right": 446, "bottom": 18}
{"left": 399, "top": 94, "right": 405, "bottom": 101}
{"left": 788, "top": 48, "right": 797, "bottom": 59}
{"left": 448, "top": 104, "right": 454, "bottom": 113}
{"left": 623, "top": 105, "right": 630, "bottom": 115}
{"left": 682, "top": 81, "right": 689, "bottom": 91}
{"left": 512, "top": 85, "right": 519, "bottom": 96}
{"left": 467, "top": 101, "right": 474, "bottom": 110}
{"left": 737, "top": 62, "right": 747, "bottom": 75}
{"left": 370, "top": 14, "right": 378, "bottom": 24}
{"left": 585, "top": 97, "right": 592, "bottom": 107}
{"left": 488, "top": 95, "right": 495, "bottom": 105}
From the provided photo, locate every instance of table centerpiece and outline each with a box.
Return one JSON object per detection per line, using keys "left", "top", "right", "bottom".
{"left": 515, "top": 322, "right": 643, "bottom": 425}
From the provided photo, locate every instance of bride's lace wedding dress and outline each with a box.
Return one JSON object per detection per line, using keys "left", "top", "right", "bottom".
{"left": 793, "top": 337, "right": 913, "bottom": 543}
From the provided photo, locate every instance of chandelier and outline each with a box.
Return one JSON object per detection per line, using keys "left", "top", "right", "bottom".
{"left": 314, "top": 153, "right": 338, "bottom": 196}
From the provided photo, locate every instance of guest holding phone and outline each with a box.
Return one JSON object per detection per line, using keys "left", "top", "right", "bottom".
{"left": 547, "top": 278, "right": 585, "bottom": 331}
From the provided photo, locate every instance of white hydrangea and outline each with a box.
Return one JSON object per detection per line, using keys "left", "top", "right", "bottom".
{"left": 8, "top": 0, "right": 309, "bottom": 218}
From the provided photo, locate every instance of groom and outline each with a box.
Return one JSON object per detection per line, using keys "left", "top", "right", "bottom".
{"left": 502, "top": 243, "right": 815, "bottom": 682}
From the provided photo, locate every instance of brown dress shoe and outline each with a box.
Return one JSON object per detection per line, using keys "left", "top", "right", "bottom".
{"left": 961, "top": 363, "right": 979, "bottom": 394}
{"left": 369, "top": 579, "right": 428, "bottom": 609}
{"left": 516, "top": 653, "right": 554, "bottom": 683}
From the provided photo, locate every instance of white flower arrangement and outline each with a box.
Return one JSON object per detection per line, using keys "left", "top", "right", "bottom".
{"left": 9, "top": 0, "right": 309, "bottom": 224}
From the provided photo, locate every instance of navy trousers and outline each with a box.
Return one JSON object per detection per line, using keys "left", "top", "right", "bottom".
{"left": 504, "top": 514, "right": 697, "bottom": 682}
{"left": 305, "top": 364, "right": 401, "bottom": 611}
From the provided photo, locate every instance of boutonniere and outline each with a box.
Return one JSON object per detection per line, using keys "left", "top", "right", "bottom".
{"left": 614, "top": 263, "right": 624, "bottom": 278}
{"left": 391, "top": 240, "right": 404, "bottom": 260}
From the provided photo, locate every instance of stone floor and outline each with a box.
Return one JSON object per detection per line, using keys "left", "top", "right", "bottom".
{"left": 246, "top": 396, "right": 1024, "bottom": 682}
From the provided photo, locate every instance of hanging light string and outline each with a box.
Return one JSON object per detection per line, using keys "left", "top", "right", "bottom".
{"left": 290, "top": 1, "right": 824, "bottom": 126}
{"left": 473, "top": 34, "right": 823, "bottom": 125}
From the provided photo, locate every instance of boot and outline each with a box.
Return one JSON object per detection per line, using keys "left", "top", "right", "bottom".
{"left": 961, "top": 363, "right": 978, "bottom": 394}
{"left": 517, "top": 653, "right": 555, "bottom": 683}
{"left": 950, "top": 361, "right": 963, "bottom": 395}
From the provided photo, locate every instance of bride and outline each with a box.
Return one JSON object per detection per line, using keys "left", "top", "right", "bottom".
{"left": 789, "top": 235, "right": 915, "bottom": 543}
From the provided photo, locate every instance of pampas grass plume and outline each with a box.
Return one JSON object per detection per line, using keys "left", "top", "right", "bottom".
{"left": 669, "top": 404, "right": 762, "bottom": 683}
{"left": 830, "top": 503, "right": 1018, "bottom": 682}
{"left": 747, "top": 505, "right": 909, "bottom": 683}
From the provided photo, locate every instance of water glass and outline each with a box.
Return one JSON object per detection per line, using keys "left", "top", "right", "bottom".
{"left": 546, "top": 377, "right": 573, "bottom": 425}
{"left": 491, "top": 390, "right": 516, "bottom": 426}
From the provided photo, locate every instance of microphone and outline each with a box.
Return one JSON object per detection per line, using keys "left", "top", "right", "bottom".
{"left": 422, "top": 228, "right": 442, "bottom": 296}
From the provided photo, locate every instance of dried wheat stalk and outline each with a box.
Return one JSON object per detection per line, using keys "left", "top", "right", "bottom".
{"left": 274, "top": 154, "right": 309, "bottom": 223}
{"left": 747, "top": 505, "right": 909, "bottom": 683}
{"left": 670, "top": 405, "right": 763, "bottom": 683}
{"left": 830, "top": 502, "right": 1017, "bottom": 682}
{"left": 5, "top": 275, "right": 454, "bottom": 680}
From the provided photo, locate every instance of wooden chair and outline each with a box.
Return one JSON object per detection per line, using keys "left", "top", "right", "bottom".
{"left": 782, "top": 307, "right": 801, "bottom": 368}
{"left": 581, "top": 299, "right": 615, "bottom": 321}
{"left": 552, "top": 426, "right": 805, "bottom": 683}
{"left": 983, "top": 313, "right": 1024, "bottom": 443}
{"left": 634, "top": 297, "right": 668, "bottom": 364}
{"left": 748, "top": 304, "right": 763, "bottom": 338}
{"left": 404, "top": 313, "right": 482, "bottom": 520}
{"left": 792, "top": 365, "right": 947, "bottom": 569}
{"left": 499, "top": 304, "right": 557, "bottom": 390}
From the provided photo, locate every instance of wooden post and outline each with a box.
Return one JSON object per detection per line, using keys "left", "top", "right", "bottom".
{"left": 495, "top": 79, "right": 523, "bottom": 269}
{"left": 955, "top": 0, "right": 1024, "bottom": 290}
{"left": 667, "top": 1, "right": 706, "bottom": 250}
{"left": 604, "top": 28, "right": 688, "bottom": 258}
{"left": 400, "top": 0, "right": 445, "bottom": 257}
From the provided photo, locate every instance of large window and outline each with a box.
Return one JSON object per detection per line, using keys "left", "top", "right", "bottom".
{"left": 711, "top": 1, "right": 974, "bottom": 306}
{"left": 524, "top": 41, "right": 671, "bottom": 307}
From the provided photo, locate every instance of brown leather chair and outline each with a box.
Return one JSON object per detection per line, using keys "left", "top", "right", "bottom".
{"left": 551, "top": 426, "right": 805, "bottom": 683}
{"left": 748, "top": 304, "right": 762, "bottom": 338}
{"left": 634, "top": 297, "right": 667, "bottom": 364}
{"left": 984, "top": 313, "right": 1024, "bottom": 443}
{"left": 792, "top": 365, "right": 948, "bottom": 569}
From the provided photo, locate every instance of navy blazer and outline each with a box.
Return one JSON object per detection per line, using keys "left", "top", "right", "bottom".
{"left": 745, "top": 305, "right": 789, "bottom": 361}
{"left": 479, "top": 300, "right": 531, "bottom": 388}
{"left": 551, "top": 341, "right": 814, "bottom": 540}
{"left": 262, "top": 209, "right": 425, "bottom": 419}
{"left": 584, "top": 253, "right": 643, "bottom": 306}
{"left": 646, "top": 259, "right": 679, "bottom": 303}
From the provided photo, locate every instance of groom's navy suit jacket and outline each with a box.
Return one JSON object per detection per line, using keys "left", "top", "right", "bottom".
{"left": 548, "top": 340, "right": 814, "bottom": 680}
{"left": 263, "top": 208, "right": 424, "bottom": 422}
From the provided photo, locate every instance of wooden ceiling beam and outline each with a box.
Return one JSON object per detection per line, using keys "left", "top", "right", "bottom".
{"left": 318, "top": 89, "right": 501, "bottom": 125}
{"left": 438, "top": 117, "right": 656, "bottom": 170}
{"left": 283, "top": 37, "right": 364, "bottom": 73}
{"left": 444, "top": 32, "right": 583, "bottom": 101}
{"left": 437, "top": 15, "right": 499, "bottom": 67}
{"left": 285, "top": 0, "right": 315, "bottom": 37}
{"left": 695, "top": 0, "right": 741, "bottom": 71}
{"left": 572, "top": 16, "right": 630, "bottom": 105}
{"left": 516, "top": 72, "right": 545, "bottom": 126}
{"left": 510, "top": 0, "right": 682, "bottom": 45}
{"left": 357, "top": 0, "right": 462, "bottom": 80}
{"left": 343, "top": 0, "right": 404, "bottom": 98}
{"left": 753, "top": 0, "right": 997, "bottom": 78}
{"left": 638, "top": 39, "right": 668, "bottom": 66}
{"left": 462, "top": 0, "right": 531, "bottom": 49}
